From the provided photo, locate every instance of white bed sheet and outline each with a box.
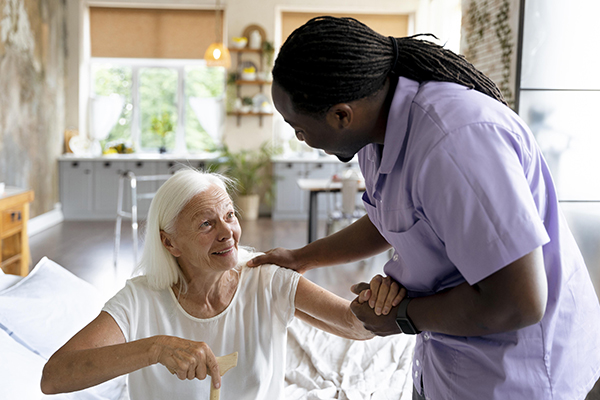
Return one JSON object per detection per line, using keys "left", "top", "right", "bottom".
{"left": 285, "top": 318, "right": 415, "bottom": 400}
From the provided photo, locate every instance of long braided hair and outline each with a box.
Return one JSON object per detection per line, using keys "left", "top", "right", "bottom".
{"left": 272, "top": 16, "right": 507, "bottom": 115}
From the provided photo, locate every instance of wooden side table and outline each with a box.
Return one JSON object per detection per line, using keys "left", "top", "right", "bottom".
{"left": 0, "top": 187, "right": 35, "bottom": 276}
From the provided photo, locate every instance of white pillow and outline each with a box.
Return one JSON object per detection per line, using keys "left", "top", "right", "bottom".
{"left": 0, "top": 257, "right": 104, "bottom": 359}
{"left": 0, "top": 270, "right": 23, "bottom": 291}
{"left": 0, "top": 328, "right": 47, "bottom": 400}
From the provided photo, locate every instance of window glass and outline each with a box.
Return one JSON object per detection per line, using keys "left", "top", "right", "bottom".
{"left": 91, "top": 64, "right": 133, "bottom": 145}
{"left": 139, "top": 67, "right": 178, "bottom": 151}
{"left": 185, "top": 66, "right": 225, "bottom": 153}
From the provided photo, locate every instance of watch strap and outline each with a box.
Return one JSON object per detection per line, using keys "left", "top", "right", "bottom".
{"left": 395, "top": 297, "right": 420, "bottom": 335}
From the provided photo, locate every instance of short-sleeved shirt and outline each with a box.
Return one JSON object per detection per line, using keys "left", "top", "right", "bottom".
{"left": 358, "top": 77, "right": 600, "bottom": 399}
{"left": 103, "top": 261, "right": 300, "bottom": 400}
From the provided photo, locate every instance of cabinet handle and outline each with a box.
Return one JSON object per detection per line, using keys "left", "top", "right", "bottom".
{"left": 168, "top": 162, "right": 175, "bottom": 168}
{"left": 72, "top": 161, "right": 79, "bottom": 168}
{"left": 85, "top": 169, "right": 91, "bottom": 175}
{"left": 286, "top": 163, "right": 293, "bottom": 169}
{"left": 198, "top": 162, "right": 205, "bottom": 169}
{"left": 104, "top": 162, "right": 111, "bottom": 168}
{"left": 136, "top": 162, "right": 143, "bottom": 168}
{"left": 316, "top": 163, "right": 323, "bottom": 169}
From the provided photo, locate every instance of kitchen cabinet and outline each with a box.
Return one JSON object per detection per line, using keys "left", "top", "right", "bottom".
{"left": 59, "top": 156, "right": 219, "bottom": 220}
{"left": 272, "top": 159, "right": 360, "bottom": 220}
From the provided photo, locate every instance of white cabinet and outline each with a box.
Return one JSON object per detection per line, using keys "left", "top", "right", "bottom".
{"left": 59, "top": 157, "right": 219, "bottom": 220}
{"left": 60, "top": 160, "right": 93, "bottom": 219}
{"left": 93, "top": 160, "right": 126, "bottom": 218}
{"left": 272, "top": 160, "right": 356, "bottom": 220}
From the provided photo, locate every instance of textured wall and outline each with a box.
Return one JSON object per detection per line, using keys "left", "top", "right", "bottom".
{"left": 460, "top": 0, "right": 520, "bottom": 109}
{"left": 0, "top": 0, "right": 66, "bottom": 217}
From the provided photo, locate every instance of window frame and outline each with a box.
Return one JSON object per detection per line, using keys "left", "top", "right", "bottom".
{"left": 89, "top": 57, "right": 225, "bottom": 153}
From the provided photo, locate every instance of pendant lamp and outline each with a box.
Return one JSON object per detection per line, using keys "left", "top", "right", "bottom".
{"left": 204, "top": 0, "right": 231, "bottom": 68}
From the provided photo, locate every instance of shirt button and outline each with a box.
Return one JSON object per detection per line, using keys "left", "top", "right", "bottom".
{"left": 415, "top": 359, "right": 420, "bottom": 367}
{"left": 423, "top": 332, "right": 430, "bottom": 340}
{"left": 393, "top": 254, "right": 399, "bottom": 261}
{"left": 414, "top": 371, "right": 419, "bottom": 378}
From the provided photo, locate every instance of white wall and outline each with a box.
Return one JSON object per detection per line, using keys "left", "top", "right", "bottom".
{"left": 66, "top": 0, "right": 460, "bottom": 152}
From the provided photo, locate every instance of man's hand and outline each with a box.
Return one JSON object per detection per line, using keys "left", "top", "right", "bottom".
{"left": 246, "top": 247, "right": 312, "bottom": 274}
{"left": 350, "top": 282, "right": 403, "bottom": 336}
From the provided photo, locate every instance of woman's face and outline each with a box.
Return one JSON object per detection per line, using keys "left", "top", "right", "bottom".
{"left": 164, "top": 185, "right": 241, "bottom": 274}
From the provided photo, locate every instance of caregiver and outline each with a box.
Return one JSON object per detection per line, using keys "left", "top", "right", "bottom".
{"left": 248, "top": 16, "right": 600, "bottom": 400}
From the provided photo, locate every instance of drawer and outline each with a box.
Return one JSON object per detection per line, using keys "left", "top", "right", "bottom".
{"left": 2, "top": 206, "right": 24, "bottom": 234}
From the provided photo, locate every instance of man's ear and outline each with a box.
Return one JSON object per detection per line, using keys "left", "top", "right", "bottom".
{"left": 326, "top": 103, "right": 353, "bottom": 130}
{"left": 160, "top": 230, "right": 181, "bottom": 257}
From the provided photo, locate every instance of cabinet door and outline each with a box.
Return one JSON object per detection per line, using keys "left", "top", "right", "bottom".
{"left": 60, "top": 161, "right": 93, "bottom": 220}
{"left": 93, "top": 160, "right": 125, "bottom": 218}
{"left": 123, "top": 161, "right": 159, "bottom": 219}
{"left": 272, "top": 162, "right": 305, "bottom": 220}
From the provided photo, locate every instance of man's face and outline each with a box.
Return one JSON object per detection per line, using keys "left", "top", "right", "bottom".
{"left": 271, "top": 82, "right": 362, "bottom": 163}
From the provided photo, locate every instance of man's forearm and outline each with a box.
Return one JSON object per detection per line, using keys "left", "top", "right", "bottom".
{"left": 299, "top": 215, "right": 391, "bottom": 270}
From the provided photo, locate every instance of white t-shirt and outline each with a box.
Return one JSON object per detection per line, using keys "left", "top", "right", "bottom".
{"left": 102, "top": 263, "right": 300, "bottom": 400}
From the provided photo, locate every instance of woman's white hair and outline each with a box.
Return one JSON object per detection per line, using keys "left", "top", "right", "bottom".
{"left": 137, "top": 168, "right": 232, "bottom": 290}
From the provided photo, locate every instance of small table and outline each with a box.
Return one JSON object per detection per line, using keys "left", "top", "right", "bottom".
{"left": 0, "top": 187, "right": 35, "bottom": 276}
{"left": 297, "top": 179, "right": 366, "bottom": 243}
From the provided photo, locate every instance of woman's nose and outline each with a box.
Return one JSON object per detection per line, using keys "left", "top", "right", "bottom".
{"left": 216, "top": 219, "right": 233, "bottom": 241}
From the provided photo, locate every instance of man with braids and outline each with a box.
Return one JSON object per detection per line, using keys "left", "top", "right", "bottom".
{"left": 248, "top": 16, "right": 600, "bottom": 400}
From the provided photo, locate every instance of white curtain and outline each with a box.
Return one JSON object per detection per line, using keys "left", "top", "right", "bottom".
{"left": 90, "top": 94, "right": 124, "bottom": 141}
{"left": 189, "top": 96, "right": 225, "bottom": 144}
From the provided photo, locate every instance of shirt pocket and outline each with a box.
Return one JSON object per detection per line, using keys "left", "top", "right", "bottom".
{"left": 383, "top": 219, "right": 463, "bottom": 293}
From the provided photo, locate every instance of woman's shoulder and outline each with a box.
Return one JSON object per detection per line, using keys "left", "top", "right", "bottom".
{"left": 237, "top": 247, "right": 299, "bottom": 282}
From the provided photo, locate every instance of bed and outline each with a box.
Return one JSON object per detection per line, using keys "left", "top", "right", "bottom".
{"left": 0, "top": 257, "right": 415, "bottom": 399}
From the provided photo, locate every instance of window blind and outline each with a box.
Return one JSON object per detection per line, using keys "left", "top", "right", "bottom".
{"left": 281, "top": 12, "right": 409, "bottom": 45}
{"left": 89, "top": 7, "right": 224, "bottom": 59}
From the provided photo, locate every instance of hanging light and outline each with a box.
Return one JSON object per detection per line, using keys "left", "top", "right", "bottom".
{"left": 204, "top": 0, "right": 231, "bottom": 68}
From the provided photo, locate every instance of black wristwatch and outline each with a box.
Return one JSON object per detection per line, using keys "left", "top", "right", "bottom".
{"left": 395, "top": 297, "right": 420, "bottom": 334}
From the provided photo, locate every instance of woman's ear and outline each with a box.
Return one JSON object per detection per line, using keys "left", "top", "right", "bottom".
{"left": 160, "top": 230, "right": 181, "bottom": 257}
{"left": 326, "top": 103, "right": 353, "bottom": 130}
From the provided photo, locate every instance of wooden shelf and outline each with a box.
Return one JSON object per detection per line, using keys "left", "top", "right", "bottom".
{"left": 235, "top": 80, "right": 272, "bottom": 85}
{"left": 229, "top": 48, "right": 262, "bottom": 54}
{"left": 227, "top": 111, "right": 273, "bottom": 127}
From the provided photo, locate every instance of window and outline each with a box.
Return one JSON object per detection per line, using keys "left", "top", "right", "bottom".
{"left": 90, "top": 59, "right": 225, "bottom": 153}
{"left": 88, "top": 7, "right": 226, "bottom": 154}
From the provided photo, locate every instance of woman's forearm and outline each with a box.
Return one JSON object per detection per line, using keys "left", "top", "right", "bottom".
{"left": 299, "top": 215, "right": 391, "bottom": 270}
{"left": 295, "top": 277, "right": 375, "bottom": 340}
{"left": 41, "top": 337, "right": 158, "bottom": 394}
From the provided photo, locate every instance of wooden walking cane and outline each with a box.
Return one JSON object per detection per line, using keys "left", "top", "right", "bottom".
{"left": 209, "top": 351, "right": 238, "bottom": 400}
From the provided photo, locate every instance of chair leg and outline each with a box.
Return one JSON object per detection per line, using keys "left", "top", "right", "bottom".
{"left": 114, "top": 175, "right": 125, "bottom": 268}
{"left": 130, "top": 174, "right": 138, "bottom": 267}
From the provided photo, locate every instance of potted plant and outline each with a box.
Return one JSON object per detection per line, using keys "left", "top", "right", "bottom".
{"left": 219, "top": 142, "right": 280, "bottom": 220}
{"left": 150, "top": 111, "right": 174, "bottom": 153}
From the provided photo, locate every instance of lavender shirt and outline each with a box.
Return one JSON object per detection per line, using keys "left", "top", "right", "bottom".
{"left": 358, "top": 77, "right": 600, "bottom": 399}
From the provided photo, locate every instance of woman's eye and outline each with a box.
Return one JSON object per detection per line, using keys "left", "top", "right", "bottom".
{"left": 227, "top": 211, "right": 236, "bottom": 219}
{"left": 200, "top": 221, "right": 211, "bottom": 228}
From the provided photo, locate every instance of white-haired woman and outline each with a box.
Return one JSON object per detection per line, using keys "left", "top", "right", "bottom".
{"left": 41, "top": 168, "right": 374, "bottom": 399}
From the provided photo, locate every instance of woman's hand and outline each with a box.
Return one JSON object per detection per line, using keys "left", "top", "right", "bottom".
{"left": 351, "top": 274, "right": 406, "bottom": 316}
{"left": 153, "top": 336, "right": 221, "bottom": 388}
{"left": 246, "top": 247, "right": 311, "bottom": 274}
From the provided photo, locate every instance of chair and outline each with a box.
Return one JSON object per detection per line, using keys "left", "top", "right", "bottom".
{"left": 113, "top": 171, "right": 172, "bottom": 268}
{"left": 325, "top": 168, "right": 365, "bottom": 237}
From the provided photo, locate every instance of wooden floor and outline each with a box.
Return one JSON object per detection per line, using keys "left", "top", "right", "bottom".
{"left": 29, "top": 215, "right": 600, "bottom": 302}
{"left": 29, "top": 218, "right": 387, "bottom": 301}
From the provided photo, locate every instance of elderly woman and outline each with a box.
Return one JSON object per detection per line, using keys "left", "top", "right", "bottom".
{"left": 41, "top": 168, "right": 373, "bottom": 399}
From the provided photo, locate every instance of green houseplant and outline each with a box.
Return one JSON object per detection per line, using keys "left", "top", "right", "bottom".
{"left": 219, "top": 142, "right": 280, "bottom": 220}
{"left": 150, "top": 111, "right": 174, "bottom": 153}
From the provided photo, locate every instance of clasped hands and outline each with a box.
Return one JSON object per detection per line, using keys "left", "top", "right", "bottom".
{"left": 350, "top": 274, "right": 407, "bottom": 336}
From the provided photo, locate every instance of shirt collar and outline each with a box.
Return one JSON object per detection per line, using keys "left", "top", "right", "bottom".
{"left": 378, "top": 77, "right": 420, "bottom": 175}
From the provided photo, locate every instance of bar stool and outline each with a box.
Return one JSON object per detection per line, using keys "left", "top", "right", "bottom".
{"left": 113, "top": 171, "right": 172, "bottom": 268}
